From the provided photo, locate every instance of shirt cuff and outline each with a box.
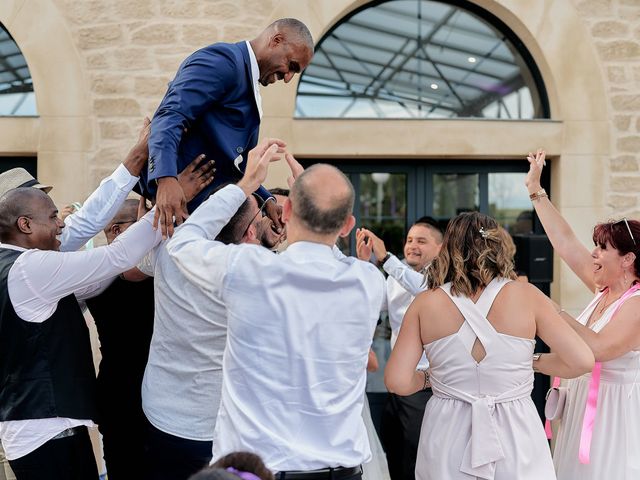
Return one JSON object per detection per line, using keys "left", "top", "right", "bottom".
{"left": 112, "top": 163, "right": 139, "bottom": 189}
{"left": 382, "top": 253, "right": 401, "bottom": 272}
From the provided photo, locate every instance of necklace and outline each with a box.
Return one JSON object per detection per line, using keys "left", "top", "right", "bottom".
{"left": 596, "top": 290, "right": 621, "bottom": 316}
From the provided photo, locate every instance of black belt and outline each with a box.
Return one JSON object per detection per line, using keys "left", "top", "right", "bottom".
{"left": 277, "top": 466, "right": 362, "bottom": 480}
{"left": 51, "top": 426, "right": 84, "bottom": 440}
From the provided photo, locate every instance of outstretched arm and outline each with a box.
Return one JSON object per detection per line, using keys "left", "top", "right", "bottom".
{"left": 167, "top": 138, "right": 285, "bottom": 297}
{"left": 60, "top": 118, "right": 150, "bottom": 252}
{"left": 526, "top": 149, "right": 595, "bottom": 291}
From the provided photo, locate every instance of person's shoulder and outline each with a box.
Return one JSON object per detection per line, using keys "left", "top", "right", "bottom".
{"left": 183, "top": 42, "right": 242, "bottom": 68}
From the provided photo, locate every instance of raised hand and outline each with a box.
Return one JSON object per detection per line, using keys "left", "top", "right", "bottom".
{"left": 356, "top": 228, "right": 373, "bottom": 261}
{"left": 525, "top": 148, "right": 546, "bottom": 193}
{"left": 177, "top": 154, "right": 216, "bottom": 202}
{"left": 154, "top": 177, "right": 188, "bottom": 240}
{"left": 238, "top": 138, "right": 286, "bottom": 196}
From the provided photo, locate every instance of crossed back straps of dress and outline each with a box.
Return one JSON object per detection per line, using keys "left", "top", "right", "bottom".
{"left": 440, "top": 277, "right": 511, "bottom": 364}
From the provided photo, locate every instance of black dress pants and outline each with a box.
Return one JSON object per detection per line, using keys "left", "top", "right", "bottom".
{"left": 143, "top": 419, "right": 212, "bottom": 480}
{"left": 380, "top": 389, "right": 432, "bottom": 480}
{"left": 8, "top": 427, "right": 98, "bottom": 480}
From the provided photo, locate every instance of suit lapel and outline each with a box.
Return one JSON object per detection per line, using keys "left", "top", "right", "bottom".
{"left": 238, "top": 41, "right": 262, "bottom": 118}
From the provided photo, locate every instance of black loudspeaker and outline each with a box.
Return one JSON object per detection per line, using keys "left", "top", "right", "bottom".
{"left": 512, "top": 234, "right": 553, "bottom": 283}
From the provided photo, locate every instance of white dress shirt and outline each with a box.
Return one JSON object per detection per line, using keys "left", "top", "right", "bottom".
{"left": 59, "top": 163, "right": 138, "bottom": 252}
{"left": 139, "top": 239, "right": 227, "bottom": 441}
{"left": 167, "top": 185, "right": 386, "bottom": 471}
{"left": 245, "top": 41, "right": 263, "bottom": 118}
{"left": 381, "top": 254, "right": 429, "bottom": 370}
{"left": 0, "top": 210, "right": 162, "bottom": 460}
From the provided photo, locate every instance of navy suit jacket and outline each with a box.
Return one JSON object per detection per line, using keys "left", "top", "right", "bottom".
{"left": 141, "top": 41, "right": 269, "bottom": 211}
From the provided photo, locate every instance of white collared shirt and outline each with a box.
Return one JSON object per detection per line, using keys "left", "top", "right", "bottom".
{"left": 245, "top": 40, "right": 263, "bottom": 118}
{"left": 0, "top": 210, "right": 162, "bottom": 460}
{"left": 139, "top": 238, "right": 227, "bottom": 441}
{"left": 168, "top": 185, "right": 386, "bottom": 471}
{"left": 382, "top": 254, "right": 429, "bottom": 370}
{"left": 60, "top": 163, "right": 138, "bottom": 252}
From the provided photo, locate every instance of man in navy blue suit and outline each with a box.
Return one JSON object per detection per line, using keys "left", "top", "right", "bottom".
{"left": 140, "top": 18, "right": 314, "bottom": 238}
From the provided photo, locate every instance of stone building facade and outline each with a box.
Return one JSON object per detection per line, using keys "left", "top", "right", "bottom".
{"left": 0, "top": 0, "right": 639, "bottom": 312}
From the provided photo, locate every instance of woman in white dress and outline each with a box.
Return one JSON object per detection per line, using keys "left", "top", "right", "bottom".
{"left": 526, "top": 149, "right": 640, "bottom": 480}
{"left": 385, "top": 211, "right": 594, "bottom": 480}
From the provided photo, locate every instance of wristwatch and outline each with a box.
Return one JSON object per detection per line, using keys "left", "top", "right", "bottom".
{"left": 377, "top": 252, "right": 391, "bottom": 267}
{"left": 532, "top": 353, "right": 542, "bottom": 372}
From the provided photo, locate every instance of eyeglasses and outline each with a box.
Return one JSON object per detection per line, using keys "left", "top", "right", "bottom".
{"left": 618, "top": 217, "right": 636, "bottom": 246}
{"left": 112, "top": 219, "right": 137, "bottom": 227}
{"left": 241, "top": 197, "right": 272, "bottom": 239}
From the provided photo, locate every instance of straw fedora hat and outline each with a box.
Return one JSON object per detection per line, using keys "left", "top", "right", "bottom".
{"left": 0, "top": 168, "right": 52, "bottom": 196}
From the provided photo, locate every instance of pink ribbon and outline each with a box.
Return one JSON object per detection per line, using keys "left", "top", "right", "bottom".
{"left": 577, "top": 283, "right": 640, "bottom": 464}
{"left": 545, "top": 375, "right": 561, "bottom": 439}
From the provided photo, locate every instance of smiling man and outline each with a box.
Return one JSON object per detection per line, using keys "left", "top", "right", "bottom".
{"left": 0, "top": 189, "right": 162, "bottom": 480}
{"left": 356, "top": 218, "right": 443, "bottom": 480}
{"left": 139, "top": 18, "right": 314, "bottom": 238}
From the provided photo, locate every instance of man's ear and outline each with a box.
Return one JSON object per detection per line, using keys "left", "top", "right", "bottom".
{"left": 16, "top": 216, "right": 31, "bottom": 234}
{"left": 269, "top": 32, "right": 285, "bottom": 47}
{"left": 242, "top": 223, "right": 258, "bottom": 244}
{"left": 338, "top": 214, "right": 356, "bottom": 238}
{"left": 282, "top": 197, "right": 292, "bottom": 224}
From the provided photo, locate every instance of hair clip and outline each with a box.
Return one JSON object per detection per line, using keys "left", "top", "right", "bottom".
{"left": 479, "top": 227, "right": 488, "bottom": 239}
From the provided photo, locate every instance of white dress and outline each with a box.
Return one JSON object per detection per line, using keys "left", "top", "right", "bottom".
{"left": 362, "top": 398, "right": 391, "bottom": 480}
{"left": 553, "top": 290, "right": 640, "bottom": 480}
{"left": 416, "top": 278, "right": 555, "bottom": 480}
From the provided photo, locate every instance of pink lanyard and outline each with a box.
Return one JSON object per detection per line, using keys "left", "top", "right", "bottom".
{"left": 578, "top": 283, "right": 640, "bottom": 463}
{"left": 544, "top": 283, "right": 640, "bottom": 462}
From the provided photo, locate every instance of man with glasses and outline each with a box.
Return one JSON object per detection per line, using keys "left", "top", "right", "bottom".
{"left": 138, "top": 184, "right": 279, "bottom": 480}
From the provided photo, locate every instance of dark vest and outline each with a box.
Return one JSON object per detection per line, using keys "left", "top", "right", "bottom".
{"left": 0, "top": 248, "right": 98, "bottom": 422}
{"left": 85, "top": 276, "right": 154, "bottom": 414}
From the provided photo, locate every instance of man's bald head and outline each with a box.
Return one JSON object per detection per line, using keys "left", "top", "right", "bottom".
{"left": 267, "top": 18, "right": 314, "bottom": 52}
{"left": 289, "top": 164, "right": 354, "bottom": 235}
{"left": 0, "top": 187, "right": 62, "bottom": 250}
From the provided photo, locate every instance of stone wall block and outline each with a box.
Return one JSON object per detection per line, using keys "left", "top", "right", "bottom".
{"left": 114, "top": 48, "right": 154, "bottom": 70}
{"left": 182, "top": 25, "right": 219, "bottom": 47}
{"left": 86, "top": 52, "right": 112, "bottom": 70}
{"left": 158, "top": 0, "right": 203, "bottom": 18}
{"left": 592, "top": 21, "right": 629, "bottom": 38}
{"left": 608, "top": 66, "right": 628, "bottom": 83}
{"left": 597, "top": 40, "right": 640, "bottom": 60}
{"left": 78, "top": 25, "right": 123, "bottom": 50}
{"left": 99, "top": 120, "right": 132, "bottom": 139}
{"left": 617, "top": 136, "right": 640, "bottom": 152}
{"left": 576, "top": 0, "right": 614, "bottom": 17}
{"left": 613, "top": 115, "right": 632, "bottom": 131}
{"left": 612, "top": 94, "right": 640, "bottom": 111}
{"left": 610, "top": 175, "right": 640, "bottom": 192}
{"left": 91, "top": 74, "right": 133, "bottom": 95}
{"left": 202, "top": 2, "right": 241, "bottom": 19}
{"left": 112, "top": 0, "right": 155, "bottom": 20}
{"left": 636, "top": 117, "right": 640, "bottom": 132}
{"left": 608, "top": 194, "right": 638, "bottom": 209}
{"left": 134, "top": 75, "right": 171, "bottom": 97}
{"left": 131, "top": 24, "right": 178, "bottom": 45}
{"left": 611, "top": 154, "right": 638, "bottom": 171}
{"left": 61, "top": 0, "right": 112, "bottom": 25}
{"left": 94, "top": 98, "right": 141, "bottom": 117}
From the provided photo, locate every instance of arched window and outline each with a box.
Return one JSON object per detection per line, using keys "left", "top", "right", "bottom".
{"left": 0, "top": 23, "right": 36, "bottom": 116}
{"left": 296, "top": 0, "right": 548, "bottom": 119}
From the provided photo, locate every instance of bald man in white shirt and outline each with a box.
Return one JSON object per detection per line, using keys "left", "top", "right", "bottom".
{"left": 168, "top": 139, "right": 386, "bottom": 480}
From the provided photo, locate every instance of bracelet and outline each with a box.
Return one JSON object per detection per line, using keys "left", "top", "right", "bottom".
{"left": 421, "top": 370, "right": 430, "bottom": 390}
{"left": 529, "top": 188, "right": 547, "bottom": 201}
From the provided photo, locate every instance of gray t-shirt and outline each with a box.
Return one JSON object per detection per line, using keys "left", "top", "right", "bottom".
{"left": 140, "top": 240, "right": 227, "bottom": 441}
